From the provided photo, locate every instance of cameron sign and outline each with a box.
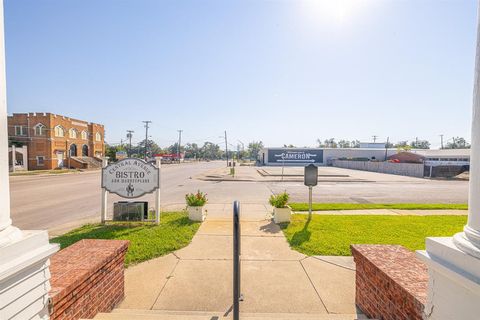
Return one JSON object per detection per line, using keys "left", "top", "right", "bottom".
{"left": 267, "top": 149, "right": 324, "bottom": 164}
{"left": 102, "top": 158, "right": 159, "bottom": 198}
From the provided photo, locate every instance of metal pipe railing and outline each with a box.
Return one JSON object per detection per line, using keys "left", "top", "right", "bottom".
{"left": 233, "top": 200, "right": 241, "bottom": 320}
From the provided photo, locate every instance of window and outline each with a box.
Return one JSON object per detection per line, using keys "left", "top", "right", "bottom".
{"left": 54, "top": 125, "right": 65, "bottom": 137}
{"left": 34, "top": 123, "right": 46, "bottom": 136}
{"left": 96, "top": 132, "right": 102, "bottom": 141}
{"left": 81, "top": 131, "right": 88, "bottom": 140}
{"left": 14, "top": 125, "right": 27, "bottom": 136}
{"left": 69, "top": 128, "right": 78, "bottom": 139}
{"left": 36, "top": 156, "right": 45, "bottom": 166}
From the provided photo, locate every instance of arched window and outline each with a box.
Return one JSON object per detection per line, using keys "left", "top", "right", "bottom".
{"left": 54, "top": 125, "right": 65, "bottom": 137}
{"left": 81, "top": 131, "right": 88, "bottom": 140}
{"left": 34, "top": 123, "right": 46, "bottom": 136}
{"left": 69, "top": 128, "right": 78, "bottom": 139}
{"left": 96, "top": 132, "right": 102, "bottom": 141}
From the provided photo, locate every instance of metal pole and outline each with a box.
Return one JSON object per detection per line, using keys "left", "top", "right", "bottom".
{"left": 225, "top": 130, "right": 229, "bottom": 167}
{"left": 143, "top": 121, "right": 151, "bottom": 161}
{"left": 233, "top": 200, "right": 241, "bottom": 320}
{"left": 177, "top": 129, "right": 183, "bottom": 161}
{"left": 101, "top": 157, "right": 109, "bottom": 224}
{"left": 155, "top": 157, "right": 161, "bottom": 224}
{"left": 308, "top": 186, "right": 313, "bottom": 216}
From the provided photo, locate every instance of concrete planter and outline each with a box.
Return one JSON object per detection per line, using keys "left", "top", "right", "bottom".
{"left": 188, "top": 206, "right": 206, "bottom": 221}
{"left": 273, "top": 206, "right": 291, "bottom": 223}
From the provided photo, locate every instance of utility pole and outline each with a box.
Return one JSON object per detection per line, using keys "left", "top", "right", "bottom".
{"left": 127, "top": 130, "right": 134, "bottom": 156}
{"left": 440, "top": 134, "right": 444, "bottom": 149}
{"left": 142, "top": 121, "right": 152, "bottom": 161}
{"left": 224, "top": 130, "right": 229, "bottom": 167}
{"left": 177, "top": 129, "right": 183, "bottom": 160}
{"left": 415, "top": 137, "right": 418, "bottom": 149}
{"left": 372, "top": 135, "right": 378, "bottom": 143}
{"left": 384, "top": 137, "right": 389, "bottom": 161}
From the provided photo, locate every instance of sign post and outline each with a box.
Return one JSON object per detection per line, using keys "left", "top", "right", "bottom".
{"left": 101, "top": 157, "right": 109, "bottom": 224}
{"left": 155, "top": 157, "right": 162, "bottom": 225}
{"left": 101, "top": 158, "right": 160, "bottom": 223}
{"left": 304, "top": 164, "right": 318, "bottom": 216}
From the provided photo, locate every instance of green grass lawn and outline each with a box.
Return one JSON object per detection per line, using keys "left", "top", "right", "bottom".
{"left": 51, "top": 212, "right": 200, "bottom": 267}
{"left": 281, "top": 214, "right": 467, "bottom": 256}
{"left": 289, "top": 202, "right": 468, "bottom": 211}
{"left": 10, "top": 169, "right": 81, "bottom": 176}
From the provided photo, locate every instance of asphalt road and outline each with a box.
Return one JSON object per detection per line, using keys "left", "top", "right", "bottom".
{"left": 9, "top": 161, "right": 469, "bottom": 233}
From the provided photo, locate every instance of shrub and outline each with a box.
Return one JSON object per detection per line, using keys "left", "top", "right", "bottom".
{"left": 269, "top": 192, "right": 289, "bottom": 208}
{"left": 185, "top": 190, "right": 208, "bottom": 207}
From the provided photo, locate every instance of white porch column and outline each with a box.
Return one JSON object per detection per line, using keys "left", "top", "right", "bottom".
{"left": 0, "top": 0, "right": 18, "bottom": 241}
{"left": 416, "top": 3, "right": 480, "bottom": 319}
{"left": 0, "top": 1, "right": 58, "bottom": 319}
{"left": 453, "top": 1, "right": 480, "bottom": 254}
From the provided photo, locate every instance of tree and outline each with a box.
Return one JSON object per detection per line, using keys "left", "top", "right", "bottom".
{"left": 351, "top": 140, "right": 360, "bottom": 148}
{"left": 323, "top": 138, "right": 337, "bottom": 148}
{"left": 133, "top": 139, "right": 163, "bottom": 158}
{"left": 410, "top": 140, "right": 430, "bottom": 149}
{"left": 445, "top": 137, "right": 470, "bottom": 149}
{"left": 105, "top": 144, "right": 126, "bottom": 161}
{"left": 395, "top": 141, "right": 412, "bottom": 152}
{"left": 200, "top": 142, "right": 223, "bottom": 160}
{"left": 184, "top": 143, "right": 200, "bottom": 159}
{"left": 247, "top": 141, "right": 264, "bottom": 160}
{"left": 338, "top": 140, "right": 351, "bottom": 148}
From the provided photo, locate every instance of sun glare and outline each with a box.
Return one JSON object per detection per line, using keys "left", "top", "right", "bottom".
{"left": 301, "top": 0, "right": 367, "bottom": 24}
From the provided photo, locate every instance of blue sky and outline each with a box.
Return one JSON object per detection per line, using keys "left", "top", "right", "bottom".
{"left": 4, "top": 0, "right": 478, "bottom": 148}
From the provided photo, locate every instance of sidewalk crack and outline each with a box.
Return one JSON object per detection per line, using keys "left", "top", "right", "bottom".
{"left": 299, "top": 259, "right": 329, "bottom": 313}
{"left": 150, "top": 255, "right": 180, "bottom": 310}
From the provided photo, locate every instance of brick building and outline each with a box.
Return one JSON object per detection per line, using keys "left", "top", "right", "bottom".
{"left": 8, "top": 112, "right": 105, "bottom": 170}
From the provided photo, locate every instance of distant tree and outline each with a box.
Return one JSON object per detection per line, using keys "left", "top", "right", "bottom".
{"left": 395, "top": 141, "right": 412, "bottom": 152}
{"left": 338, "top": 140, "right": 351, "bottom": 148}
{"left": 134, "top": 139, "right": 163, "bottom": 158}
{"left": 410, "top": 139, "right": 430, "bottom": 149}
{"left": 323, "top": 138, "right": 337, "bottom": 148}
{"left": 316, "top": 138, "right": 325, "bottom": 148}
{"left": 445, "top": 137, "right": 470, "bottom": 149}
{"left": 184, "top": 143, "right": 200, "bottom": 159}
{"left": 200, "top": 142, "right": 222, "bottom": 160}
{"left": 351, "top": 140, "right": 360, "bottom": 148}
{"left": 105, "top": 144, "right": 126, "bottom": 161}
{"left": 247, "top": 141, "right": 264, "bottom": 160}
{"left": 283, "top": 144, "right": 296, "bottom": 148}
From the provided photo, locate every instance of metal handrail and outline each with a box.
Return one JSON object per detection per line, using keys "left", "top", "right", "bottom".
{"left": 233, "top": 200, "right": 241, "bottom": 320}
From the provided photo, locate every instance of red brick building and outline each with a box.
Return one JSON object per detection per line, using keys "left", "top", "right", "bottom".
{"left": 8, "top": 112, "right": 105, "bottom": 170}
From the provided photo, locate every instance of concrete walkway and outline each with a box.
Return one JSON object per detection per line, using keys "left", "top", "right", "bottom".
{"left": 116, "top": 204, "right": 364, "bottom": 318}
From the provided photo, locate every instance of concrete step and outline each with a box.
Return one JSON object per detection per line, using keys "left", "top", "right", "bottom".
{"left": 90, "top": 309, "right": 368, "bottom": 320}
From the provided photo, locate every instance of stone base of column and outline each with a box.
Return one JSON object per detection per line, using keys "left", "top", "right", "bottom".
{"left": 417, "top": 237, "right": 480, "bottom": 320}
{"left": 0, "top": 229, "right": 59, "bottom": 319}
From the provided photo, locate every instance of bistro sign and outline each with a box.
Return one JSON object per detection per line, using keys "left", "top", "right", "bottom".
{"left": 102, "top": 158, "right": 159, "bottom": 198}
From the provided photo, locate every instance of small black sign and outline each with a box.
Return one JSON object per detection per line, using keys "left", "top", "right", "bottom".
{"left": 304, "top": 164, "right": 318, "bottom": 186}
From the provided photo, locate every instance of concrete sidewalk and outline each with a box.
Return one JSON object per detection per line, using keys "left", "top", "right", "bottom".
{"left": 116, "top": 204, "right": 364, "bottom": 318}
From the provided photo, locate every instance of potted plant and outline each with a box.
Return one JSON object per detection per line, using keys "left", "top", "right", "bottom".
{"left": 269, "top": 192, "right": 291, "bottom": 223}
{"left": 186, "top": 190, "right": 208, "bottom": 221}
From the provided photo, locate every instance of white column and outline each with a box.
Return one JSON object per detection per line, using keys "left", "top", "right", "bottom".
{"left": 0, "top": 2, "right": 58, "bottom": 319}
{"left": 453, "top": 1, "right": 480, "bottom": 257}
{"left": 416, "top": 3, "right": 480, "bottom": 319}
{"left": 0, "top": 0, "right": 19, "bottom": 241}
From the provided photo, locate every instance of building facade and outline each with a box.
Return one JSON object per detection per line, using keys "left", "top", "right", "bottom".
{"left": 8, "top": 112, "right": 105, "bottom": 170}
